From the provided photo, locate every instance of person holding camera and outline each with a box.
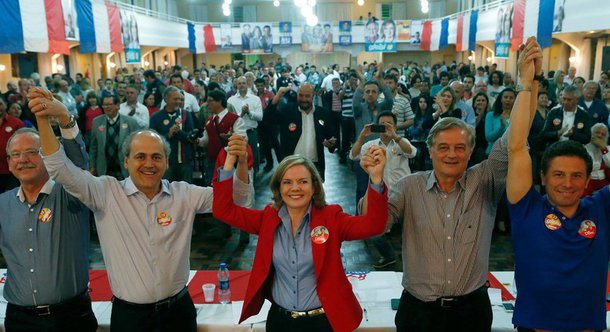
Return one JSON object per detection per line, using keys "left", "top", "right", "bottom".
{"left": 350, "top": 111, "right": 417, "bottom": 269}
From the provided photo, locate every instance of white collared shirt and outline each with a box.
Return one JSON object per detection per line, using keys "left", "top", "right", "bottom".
{"left": 227, "top": 93, "right": 263, "bottom": 130}
{"left": 350, "top": 138, "right": 417, "bottom": 187}
{"left": 560, "top": 110, "right": 576, "bottom": 141}
{"left": 160, "top": 90, "right": 200, "bottom": 113}
{"left": 119, "top": 102, "right": 150, "bottom": 128}
{"left": 17, "top": 178, "right": 55, "bottom": 203}
{"left": 294, "top": 108, "right": 318, "bottom": 162}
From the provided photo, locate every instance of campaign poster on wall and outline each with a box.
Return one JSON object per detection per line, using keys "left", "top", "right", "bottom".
{"left": 279, "top": 21, "right": 293, "bottom": 46}
{"left": 338, "top": 21, "right": 352, "bottom": 46}
{"left": 120, "top": 10, "right": 141, "bottom": 64}
{"left": 494, "top": 4, "right": 513, "bottom": 58}
{"left": 241, "top": 23, "right": 273, "bottom": 54}
{"left": 301, "top": 22, "right": 334, "bottom": 53}
{"left": 553, "top": 0, "right": 566, "bottom": 32}
{"left": 410, "top": 20, "right": 422, "bottom": 45}
{"left": 364, "top": 19, "right": 397, "bottom": 52}
{"left": 220, "top": 24, "right": 233, "bottom": 48}
{"left": 396, "top": 20, "right": 411, "bottom": 43}
{"left": 62, "top": 0, "right": 77, "bottom": 40}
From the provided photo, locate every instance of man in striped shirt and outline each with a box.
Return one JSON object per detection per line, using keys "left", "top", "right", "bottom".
{"left": 338, "top": 73, "right": 358, "bottom": 164}
{"left": 380, "top": 74, "right": 415, "bottom": 137}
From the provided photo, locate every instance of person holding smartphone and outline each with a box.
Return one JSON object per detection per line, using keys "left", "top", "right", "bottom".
{"left": 350, "top": 111, "right": 417, "bottom": 269}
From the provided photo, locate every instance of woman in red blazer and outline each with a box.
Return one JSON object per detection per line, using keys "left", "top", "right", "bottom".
{"left": 213, "top": 135, "right": 388, "bottom": 332}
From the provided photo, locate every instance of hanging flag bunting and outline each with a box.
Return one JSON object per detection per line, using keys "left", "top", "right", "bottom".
{"left": 0, "top": 0, "right": 70, "bottom": 55}
{"left": 511, "top": 0, "right": 555, "bottom": 51}
{"left": 438, "top": 18, "right": 449, "bottom": 50}
{"left": 419, "top": 20, "right": 432, "bottom": 51}
{"left": 188, "top": 24, "right": 217, "bottom": 54}
{"left": 456, "top": 10, "right": 478, "bottom": 52}
{"left": 75, "top": 0, "right": 123, "bottom": 53}
{"left": 429, "top": 20, "right": 442, "bottom": 51}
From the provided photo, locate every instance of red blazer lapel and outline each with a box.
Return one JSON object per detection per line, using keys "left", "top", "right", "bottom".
{"left": 309, "top": 205, "right": 327, "bottom": 279}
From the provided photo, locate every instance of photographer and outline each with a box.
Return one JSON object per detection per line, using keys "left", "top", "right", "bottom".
{"left": 350, "top": 111, "right": 417, "bottom": 268}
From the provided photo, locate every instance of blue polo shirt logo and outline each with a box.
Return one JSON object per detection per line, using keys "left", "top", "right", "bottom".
{"left": 38, "top": 208, "right": 52, "bottom": 223}
{"left": 578, "top": 220, "right": 596, "bottom": 239}
{"left": 544, "top": 213, "right": 561, "bottom": 230}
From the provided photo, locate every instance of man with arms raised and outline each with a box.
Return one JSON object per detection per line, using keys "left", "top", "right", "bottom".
{"left": 28, "top": 88, "right": 251, "bottom": 332}
{"left": 507, "top": 38, "right": 610, "bottom": 331}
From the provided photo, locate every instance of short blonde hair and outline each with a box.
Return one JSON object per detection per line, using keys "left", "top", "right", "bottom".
{"left": 270, "top": 155, "right": 326, "bottom": 210}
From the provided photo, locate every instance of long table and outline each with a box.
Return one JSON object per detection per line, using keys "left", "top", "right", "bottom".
{"left": 0, "top": 270, "right": 608, "bottom": 331}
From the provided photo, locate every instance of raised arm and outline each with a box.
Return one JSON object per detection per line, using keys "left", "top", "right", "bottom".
{"left": 507, "top": 37, "right": 542, "bottom": 204}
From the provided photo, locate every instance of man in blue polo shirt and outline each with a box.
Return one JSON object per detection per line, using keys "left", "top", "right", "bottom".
{"left": 507, "top": 37, "right": 610, "bottom": 331}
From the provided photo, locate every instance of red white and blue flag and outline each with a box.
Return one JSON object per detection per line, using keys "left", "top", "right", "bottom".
{"left": 420, "top": 18, "right": 449, "bottom": 51}
{"left": 511, "top": 0, "right": 555, "bottom": 50}
{"left": 75, "top": 0, "right": 123, "bottom": 53}
{"left": 0, "top": 0, "right": 70, "bottom": 55}
{"left": 456, "top": 10, "right": 478, "bottom": 52}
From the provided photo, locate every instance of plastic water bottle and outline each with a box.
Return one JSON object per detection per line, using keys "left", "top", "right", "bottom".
{"left": 218, "top": 263, "right": 231, "bottom": 304}
{"left": 341, "top": 252, "right": 348, "bottom": 273}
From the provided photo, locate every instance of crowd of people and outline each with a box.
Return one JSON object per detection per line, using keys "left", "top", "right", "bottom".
{"left": 0, "top": 36, "right": 610, "bottom": 331}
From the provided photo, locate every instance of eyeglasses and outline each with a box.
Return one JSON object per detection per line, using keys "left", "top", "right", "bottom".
{"left": 9, "top": 149, "right": 40, "bottom": 159}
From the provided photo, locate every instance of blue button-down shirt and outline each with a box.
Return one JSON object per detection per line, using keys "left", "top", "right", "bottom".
{"left": 271, "top": 203, "right": 322, "bottom": 311}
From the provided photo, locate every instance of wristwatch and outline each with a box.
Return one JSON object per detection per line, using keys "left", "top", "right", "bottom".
{"left": 60, "top": 115, "right": 77, "bottom": 129}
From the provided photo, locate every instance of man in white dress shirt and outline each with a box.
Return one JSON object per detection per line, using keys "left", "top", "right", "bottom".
{"left": 228, "top": 76, "right": 263, "bottom": 172}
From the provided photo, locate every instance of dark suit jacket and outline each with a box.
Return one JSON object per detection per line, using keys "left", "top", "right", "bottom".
{"left": 268, "top": 94, "right": 334, "bottom": 178}
{"left": 213, "top": 178, "right": 388, "bottom": 332}
{"left": 90, "top": 114, "right": 140, "bottom": 177}
{"left": 541, "top": 106, "right": 591, "bottom": 145}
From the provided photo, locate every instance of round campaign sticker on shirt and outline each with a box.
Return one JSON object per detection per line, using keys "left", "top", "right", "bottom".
{"left": 5, "top": 126, "right": 13, "bottom": 133}
{"left": 38, "top": 208, "right": 52, "bottom": 223}
{"left": 576, "top": 122, "right": 584, "bottom": 129}
{"left": 552, "top": 118, "right": 561, "bottom": 126}
{"left": 163, "top": 119, "right": 170, "bottom": 126}
{"left": 544, "top": 213, "right": 561, "bottom": 230}
{"left": 318, "top": 119, "right": 325, "bottom": 126}
{"left": 288, "top": 123, "right": 297, "bottom": 132}
{"left": 156, "top": 211, "right": 173, "bottom": 227}
{"left": 593, "top": 113, "right": 599, "bottom": 119}
{"left": 578, "top": 220, "right": 596, "bottom": 239}
{"left": 311, "top": 226, "right": 329, "bottom": 244}
{"left": 98, "top": 126, "right": 105, "bottom": 132}
{"left": 121, "top": 123, "right": 128, "bottom": 129}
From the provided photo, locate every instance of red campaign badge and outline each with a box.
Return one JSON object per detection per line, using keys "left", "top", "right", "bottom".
{"left": 175, "top": 119, "right": 183, "bottom": 125}
{"left": 578, "top": 220, "right": 596, "bottom": 239}
{"left": 288, "top": 123, "right": 297, "bottom": 132}
{"left": 156, "top": 211, "right": 173, "bottom": 227}
{"left": 552, "top": 118, "right": 561, "bottom": 126}
{"left": 311, "top": 226, "right": 329, "bottom": 244}
{"left": 98, "top": 126, "right": 106, "bottom": 132}
{"left": 38, "top": 208, "right": 52, "bottom": 223}
{"left": 544, "top": 213, "right": 561, "bottom": 230}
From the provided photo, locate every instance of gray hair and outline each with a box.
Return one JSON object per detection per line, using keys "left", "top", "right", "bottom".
{"left": 162, "top": 85, "right": 182, "bottom": 100}
{"left": 121, "top": 129, "right": 171, "bottom": 159}
{"left": 426, "top": 117, "right": 476, "bottom": 149}
{"left": 6, "top": 128, "right": 40, "bottom": 155}
{"left": 562, "top": 84, "right": 582, "bottom": 97}
{"left": 583, "top": 80, "right": 599, "bottom": 90}
{"left": 591, "top": 123, "right": 608, "bottom": 138}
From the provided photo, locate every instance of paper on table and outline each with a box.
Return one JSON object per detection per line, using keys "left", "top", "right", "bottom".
{"left": 231, "top": 300, "right": 271, "bottom": 324}
{"left": 488, "top": 287, "right": 503, "bottom": 306}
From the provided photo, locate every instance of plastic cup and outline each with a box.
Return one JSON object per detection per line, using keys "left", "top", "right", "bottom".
{"left": 203, "top": 283, "right": 216, "bottom": 302}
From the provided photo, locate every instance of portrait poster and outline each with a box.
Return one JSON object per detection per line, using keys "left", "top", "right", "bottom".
{"left": 220, "top": 24, "right": 232, "bottom": 48}
{"left": 338, "top": 20, "right": 352, "bottom": 46}
{"left": 301, "top": 22, "right": 334, "bottom": 53}
{"left": 241, "top": 23, "right": 273, "bottom": 54}
{"left": 494, "top": 4, "right": 513, "bottom": 58}
{"left": 396, "top": 20, "right": 411, "bottom": 43}
{"left": 410, "top": 20, "right": 422, "bottom": 45}
{"left": 62, "top": 0, "right": 77, "bottom": 40}
{"left": 279, "top": 21, "right": 293, "bottom": 47}
{"left": 120, "top": 10, "right": 141, "bottom": 64}
{"left": 553, "top": 0, "right": 566, "bottom": 32}
{"left": 364, "top": 19, "right": 397, "bottom": 52}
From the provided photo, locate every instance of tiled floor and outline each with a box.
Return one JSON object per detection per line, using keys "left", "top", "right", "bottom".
{"left": 0, "top": 150, "right": 515, "bottom": 273}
